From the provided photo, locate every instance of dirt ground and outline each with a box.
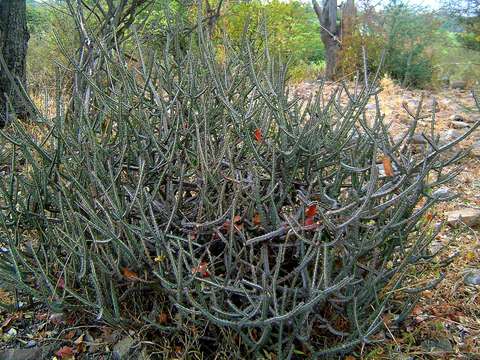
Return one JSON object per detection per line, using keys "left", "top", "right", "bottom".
{"left": 1, "top": 79, "right": 479, "bottom": 359}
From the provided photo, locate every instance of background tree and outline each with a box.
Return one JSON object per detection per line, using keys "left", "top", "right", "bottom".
{"left": 442, "top": 0, "right": 480, "bottom": 51}
{"left": 0, "top": 0, "right": 29, "bottom": 126}
{"left": 312, "top": 0, "right": 340, "bottom": 80}
{"left": 311, "top": 0, "right": 356, "bottom": 80}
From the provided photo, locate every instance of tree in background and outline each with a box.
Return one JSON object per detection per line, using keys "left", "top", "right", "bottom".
{"left": 311, "top": 0, "right": 356, "bottom": 80}
{"left": 0, "top": 0, "right": 29, "bottom": 126}
{"left": 312, "top": 0, "right": 340, "bottom": 80}
{"left": 442, "top": 0, "right": 480, "bottom": 51}
{"left": 220, "top": 0, "right": 324, "bottom": 81}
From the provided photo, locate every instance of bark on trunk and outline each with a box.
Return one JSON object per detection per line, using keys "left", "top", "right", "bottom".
{"left": 0, "top": 0, "right": 29, "bottom": 127}
{"left": 312, "top": 0, "right": 340, "bottom": 80}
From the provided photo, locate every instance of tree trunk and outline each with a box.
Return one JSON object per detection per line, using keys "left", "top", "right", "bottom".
{"left": 0, "top": 0, "right": 29, "bottom": 127}
{"left": 312, "top": 0, "right": 340, "bottom": 80}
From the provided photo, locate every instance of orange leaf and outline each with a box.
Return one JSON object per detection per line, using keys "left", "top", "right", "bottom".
{"left": 382, "top": 156, "right": 394, "bottom": 177}
{"left": 254, "top": 128, "right": 262, "bottom": 142}
{"left": 253, "top": 213, "right": 261, "bottom": 226}
{"left": 305, "top": 204, "right": 317, "bottom": 217}
{"left": 192, "top": 261, "right": 210, "bottom": 278}
{"left": 158, "top": 312, "right": 169, "bottom": 325}
{"left": 122, "top": 267, "right": 138, "bottom": 281}
{"left": 64, "top": 330, "right": 76, "bottom": 340}
{"left": 55, "top": 346, "right": 74, "bottom": 359}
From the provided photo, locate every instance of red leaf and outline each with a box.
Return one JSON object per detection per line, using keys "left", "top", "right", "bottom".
{"left": 192, "top": 261, "right": 210, "bottom": 278}
{"left": 305, "top": 204, "right": 317, "bottom": 217}
{"left": 254, "top": 128, "right": 263, "bottom": 143}
{"left": 122, "top": 267, "right": 138, "bottom": 281}
{"left": 382, "top": 156, "right": 394, "bottom": 177}
{"left": 304, "top": 217, "right": 319, "bottom": 230}
{"left": 56, "top": 277, "right": 65, "bottom": 290}
{"left": 55, "top": 346, "right": 74, "bottom": 359}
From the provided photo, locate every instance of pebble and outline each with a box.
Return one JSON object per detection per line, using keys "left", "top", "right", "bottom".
{"left": 450, "top": 120, "right": 470, "bottom": 129}
{"left": 432, "top": 188, "right": 453, "bottom": 200}
{"left": 447, "top": 208, "right": 480, "bottom": 227}
{"left": 464, "top": 270, "right": 480, "bottom": 286}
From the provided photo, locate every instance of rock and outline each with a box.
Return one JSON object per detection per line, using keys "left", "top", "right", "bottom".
{"left": 447, "top": 208, "right": 480, "bottom": 227}
{"left": 464, "top": 270, "right": 480, "bottom": 286}
{"left": 0, "top": 348, "right": 43, "bottom": 360}
{"left": 450, "top": 80, "right": 467, "bottom": 90}
{"left": 432, "top": 188, "right": 453, "bottom": 200}
{"left": 26, "top": 340, "right": 37, "bottom": 348}
{"left": 421, "top": 338, "right": 453, "bottom": 352}
{"left": 450, "top": 120, "right": 470, "bottom": 129}
{"left": 471, "top": 142, "right": 480, "bottom": 158}
{"left": 410, "top": 134, "right": 427, "bottom": 145}
{"left": 113, "top": 336, "right": 136, "bottom": 359}
{"left": 440, "top": 129, "right": 462, "bottom": 143}
{"left": 450, "top": 114, "right": 466, "bottom": 122}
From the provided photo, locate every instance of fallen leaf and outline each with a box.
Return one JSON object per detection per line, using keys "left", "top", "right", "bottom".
{"left": 253, "top": 213, "right": 261, "bottom": 226}
{"left": 74, "top": 334, "right": 86, "bottom": 353}
{"left": 55, "top": 346, "right": 74, "bottom": 359}
{"left": 56, "top": 277, "right": 65, "bottom": 290}
{"left": 382, "top": 156, "right": 394, "bottom": 177}
{"left": 466, "top": 251, "right": 475, "bottom": 261}
{"left": 254, "top": 128, "right": 262, "bottom": 143}
{"left": 64, "top": 330, "right": 76, "bottom": 340}
{"left": 122, "top": 267, "right": 138, "bottom": 281}
{"left": 158, "top": 312, "right": 169, "bottom": 325}
{"left": 305, "top": 217, "right": 315, "bottom": 226}
{"left": 233, "top": 215, "right": 244, "bottom": 230}
{"left": 305, "top": 204, "right": 317, "bottom": 217}
{"left": 412, "top": 305, "right": 423, "bottom": 316}
{"left": 74, "top": 334, "right": 84, "bottom": 345}
{"left": 192, "top": 262, "right": 210, "bottom": 278}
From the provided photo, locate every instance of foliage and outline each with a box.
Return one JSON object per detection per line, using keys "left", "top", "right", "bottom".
{"left": 441, "top": 0, "right": 480, "bottom": 51}
{"left": 340, "top": 1, "right": 441, "bottom": 88}
{"left": 430, "top": 30, "right": 480, "bottom": 86}
{"left": 26, "top": 2, "right": 76, "bottom": 94}
{"left": 1, "top": 4, "right": 479, "bottom": 357}
{"left": 219, "top": 0, "right": 324, "bottom": 81}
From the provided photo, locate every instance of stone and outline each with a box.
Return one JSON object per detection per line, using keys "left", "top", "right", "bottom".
{"left": 464, "top": 270, "right": 480, "bottom": 286}
{"left": 440, "top": 129, "right": 462, "bottom": 143}
{"left": 451, "top": 114, "right": 478, "bottom": 124}
{"left": 450, "top": 114, "right": 466, "bottom": 122}
{"left": 471, "top": 142, "right": 480, "bottom": 158}
{"left": 421, "top": 338, "right": 453, "bottom": 352}
{"left": 447, "top": 208, "right": 480, "bottom": 227}
{"left": 26, "top": 340, "right": 37, "bottom": 348}
{"left": 0, "top": 348, "right": 43, "bottom": 360}
{"left": 450, "top": 80, "right": 467, "bottom": 90}
{"left": 432, "top": 188, "right": 453, "bottom": 200}
{"left": 450, "top": 121, "right": 470, "bottom": 129}
{"left": 113, "top": 336, "right": 136, "bottom": 359}
{"left": 410, "top": 134, "right": 427, "bottom": 145}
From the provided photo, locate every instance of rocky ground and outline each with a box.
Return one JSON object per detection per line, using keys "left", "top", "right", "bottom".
{"left": 0, "top": 79, "right": 479, "bottom": 359}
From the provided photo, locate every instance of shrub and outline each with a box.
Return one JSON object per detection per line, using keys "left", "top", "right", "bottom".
{"left": 1, "top": 6, "right": 479, "bottom": 358}
{"left": 340, "top": 1, "right": 441, "bottom": 88}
